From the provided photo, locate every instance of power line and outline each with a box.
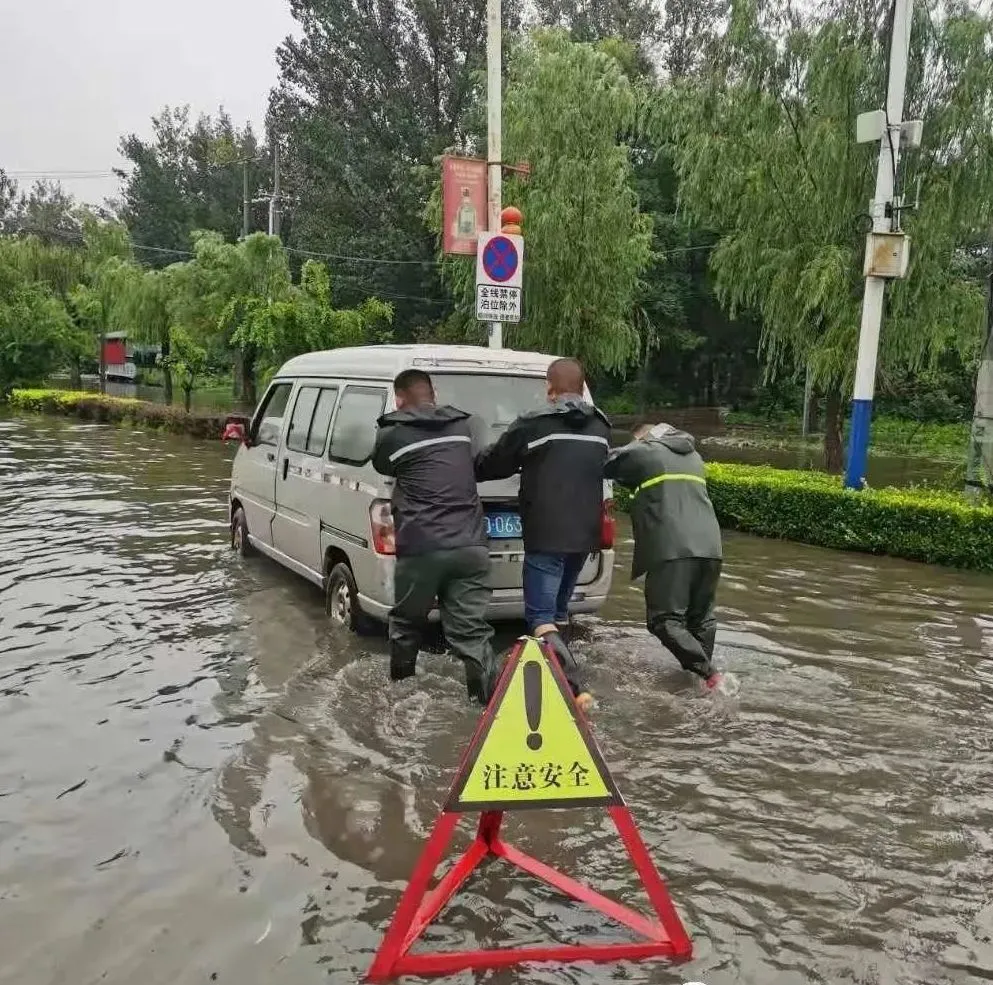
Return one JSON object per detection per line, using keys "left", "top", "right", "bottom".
{"left": 285, "top": 245, "right": 440, "bottom": 267}
{"left": 6, "top": 170, "right": 120, "bottom": 179}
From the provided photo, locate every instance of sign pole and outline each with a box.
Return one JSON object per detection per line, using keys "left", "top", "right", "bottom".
{"left": 486, "top": 0, "right": 502, "bottom": 349}
{"left": 844, "top": 0, "right": 914, "bottom": 489}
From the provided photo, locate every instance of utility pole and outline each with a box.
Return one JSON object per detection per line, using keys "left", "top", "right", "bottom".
{"left": 844, "top": 0, "right": 916, "bottom": 490}
{"left": 268, "top": 143, "right": 281, "bottom": 238}
{"left": 242, "top": 159, "right": 250, "bottom": 239}
{"left": 965, "top": 235, "right": 993, "bottom": 501}
{"left": 485, "top": 0, "right": 502, "bottom": 349}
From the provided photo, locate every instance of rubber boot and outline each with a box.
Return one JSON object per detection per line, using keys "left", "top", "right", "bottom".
{"left": 464, "top": 663, "right": 492, "bottom": 707}
{"left": 389, "top": 642, "right": 417, "bottom": 682}
{"left": 540, "top": 630, "right": 594, "bottom": 714}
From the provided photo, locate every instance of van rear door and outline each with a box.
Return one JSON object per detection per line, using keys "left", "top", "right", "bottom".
{"left": 430, "top": 372, "right": 604, "bottom": 590}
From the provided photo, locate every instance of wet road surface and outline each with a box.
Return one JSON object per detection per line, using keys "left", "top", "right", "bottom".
{"left": 2, "top": 412, "right": 993, "bottom": 985}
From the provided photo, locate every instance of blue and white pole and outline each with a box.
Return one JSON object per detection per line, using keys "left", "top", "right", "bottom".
{"left": 844, "top": 0, "right": 914, "bottom": 490}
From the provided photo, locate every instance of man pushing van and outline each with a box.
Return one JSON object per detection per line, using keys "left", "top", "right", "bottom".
{"left": 474, "top": 357, "right": 608, "bottom": 712}
{"left": 372, "top": 369, "right": 499, "bottom": 705}
{"left": 604, "top": 422, "right": 723, "bottom": 689}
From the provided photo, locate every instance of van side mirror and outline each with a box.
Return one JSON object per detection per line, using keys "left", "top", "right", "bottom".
{"left": 222, "top": 421, "right": 246, "bottom": 444}
{"left": 222, "top": 414, "right": 251, "bottom": 445}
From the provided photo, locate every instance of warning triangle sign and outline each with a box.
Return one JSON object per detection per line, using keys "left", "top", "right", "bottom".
{"left": 446, "top": 637, "right": 622, "bottom": 811}
{"left": 367, "top": 637, "right": 693, "bottom": 981}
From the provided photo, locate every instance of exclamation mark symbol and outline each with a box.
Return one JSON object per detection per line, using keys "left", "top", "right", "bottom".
{"left": 524, "top": 661, "right": 542, "bottom": 751}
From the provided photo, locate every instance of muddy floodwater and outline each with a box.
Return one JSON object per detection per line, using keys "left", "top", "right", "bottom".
{"left": 2, "top": 413, "right": 993, "bottom": 985}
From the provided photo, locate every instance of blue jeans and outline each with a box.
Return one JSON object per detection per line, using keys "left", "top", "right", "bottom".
{"left": 523, "top": 552, "right": 588, "bottom": 632}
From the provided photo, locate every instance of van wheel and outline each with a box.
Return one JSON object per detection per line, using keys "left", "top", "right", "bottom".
{"left": 326, "top": 562, "right": 369, "bottom": 633}
{"left": 231, "top": 507, "right": 253, "bottom": 557}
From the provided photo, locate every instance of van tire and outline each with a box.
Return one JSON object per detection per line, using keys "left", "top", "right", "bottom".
{"left": 326, "top": 562, "right": 370, "bottom": 633}
{"left": 231, "top": 507, "right": 253, "bottom": 557}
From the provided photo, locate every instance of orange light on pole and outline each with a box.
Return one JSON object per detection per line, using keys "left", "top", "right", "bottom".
{"left": 501, "top": 206, "right": 522, "bottom": 235}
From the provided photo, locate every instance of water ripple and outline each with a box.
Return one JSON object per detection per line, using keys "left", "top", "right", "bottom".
{"left": 1, "top": 410, "right": 992, "bottom": 985}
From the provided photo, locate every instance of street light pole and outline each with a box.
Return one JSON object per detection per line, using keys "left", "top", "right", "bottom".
{"left": 242, "top": 160, "right": 250, "bottom": 240}
{"left": 844, "top": 0, "right": 914, "bottom": 489}
{"left": 486, "top": 0, "right": 502, "bottom": 349}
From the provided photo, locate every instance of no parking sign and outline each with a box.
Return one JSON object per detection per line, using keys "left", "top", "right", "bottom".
{"left": 476, "top": 232, "right": 523, "bottom": 323}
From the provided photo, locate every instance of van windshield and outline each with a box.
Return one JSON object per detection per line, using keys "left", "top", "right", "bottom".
{"left": 431, "top": 373, "right": 548, "bottom": 443}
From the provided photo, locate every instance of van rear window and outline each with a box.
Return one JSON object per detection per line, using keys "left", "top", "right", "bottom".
{"left": 430, "top": 374, "right": 548, "bottom": 443}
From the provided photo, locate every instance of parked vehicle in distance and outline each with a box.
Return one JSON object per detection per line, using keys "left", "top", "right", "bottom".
{"left": 225, "top": 345, "right": 616, "bottom": 630}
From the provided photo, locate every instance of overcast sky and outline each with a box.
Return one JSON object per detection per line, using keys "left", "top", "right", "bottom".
{"left": 0, "top": 0, "right": 297, "bottom": 207}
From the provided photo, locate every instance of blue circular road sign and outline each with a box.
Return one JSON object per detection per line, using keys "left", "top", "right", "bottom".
{"left": 482, "top": 236, "right": 519, "bottom": 283}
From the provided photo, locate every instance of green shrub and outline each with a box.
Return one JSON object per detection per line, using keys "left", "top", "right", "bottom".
{"left": 8, "top": 388, "right": 229, "bottom": 440}
{"left": 615, "top": 462, "right": 993, "bottom": 571}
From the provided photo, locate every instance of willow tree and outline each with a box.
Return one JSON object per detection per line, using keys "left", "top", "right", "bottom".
{"left": 435, "top": 31, "right": 653, "bottom": 375}
{"left": 659, "top": 0, "right": 993, "bottom": 470}
{"left": 115, "top": 265, "right": 176, "bottom": 402}
{"left": 0, "top": 238, "right": 77, "bottom": 395}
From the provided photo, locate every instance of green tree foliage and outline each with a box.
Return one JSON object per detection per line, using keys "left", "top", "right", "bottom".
{"left": 433, "top": 32, "right": 652, "bottom": 375}
{"left": 269, "top": 0, "right": 520, "bottom": 336}
{"left": 167, "top": 232, "right": 393, "bottom": 402}
{"left": 5, "top": 180, "right": 80, "bottom": 243}
{"left": 0, "top": 239, "right": 77, "bottom": 395}
{"left": 0, "top": 170, "right": 19, "bottom": 234}
{"left": 657, "top": 0, "right": 993, "bottom": 468}
{"left": 116, "top": 106, "right": 267, "bottom": 262}
{"left": 115, "top": 265, "right": 176, "bottom": 402}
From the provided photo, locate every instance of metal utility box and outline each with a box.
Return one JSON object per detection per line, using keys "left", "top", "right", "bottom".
{"left": 864, "top": 232, "right": 911, "bottom": 279}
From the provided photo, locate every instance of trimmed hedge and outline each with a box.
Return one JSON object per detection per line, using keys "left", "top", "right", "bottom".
{"left": 617, "top": 462, "right": 993, "bottom": 572}
{"left": 7, "top": 388, "right": 229, "bottom": 440}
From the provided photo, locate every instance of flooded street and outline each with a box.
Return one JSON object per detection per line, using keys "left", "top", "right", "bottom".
{"left": 2, "top": 412, "right": 993, "bottom": 985}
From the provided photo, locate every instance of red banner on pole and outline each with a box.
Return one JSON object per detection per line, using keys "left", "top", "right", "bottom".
{"left": 441, "top": 155, "right": 487, "bottom": 255}
{"left": 366, "top": 637, "right": 693, "bottom": 981}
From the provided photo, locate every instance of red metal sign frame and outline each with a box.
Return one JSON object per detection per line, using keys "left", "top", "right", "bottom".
{"left": 366, "top": 638, "right": 693, "bottom": 981}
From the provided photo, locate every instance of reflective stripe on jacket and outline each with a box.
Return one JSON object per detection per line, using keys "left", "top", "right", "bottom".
{"left": 373, "top": 404, "right": 487, "bottom": 557}
{"left": 604, "top": 427, "right": 722, "bottom": 578}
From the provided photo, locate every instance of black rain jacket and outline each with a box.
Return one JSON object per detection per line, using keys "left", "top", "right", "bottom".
{"left": 474, "top": 396, "right": 611, "bottom": 554}
{"left": 372, "top": 404, "right": 487, "bottom": 557}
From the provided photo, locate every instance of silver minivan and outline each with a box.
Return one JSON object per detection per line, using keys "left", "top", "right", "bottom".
{"left": 226, "top": 344, "right": 616, "bottom": 629}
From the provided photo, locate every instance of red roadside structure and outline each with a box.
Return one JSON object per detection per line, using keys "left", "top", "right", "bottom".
{"left": 366, "top": 636, "right": 693, "bottom": 981}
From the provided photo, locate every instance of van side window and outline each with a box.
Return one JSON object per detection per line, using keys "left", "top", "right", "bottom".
{"left": 328, "top": 386, "right": 386, "bottom": 465}
{"left": 252, "top": 382, "right": 293, "bottom": 447}
{"left": 306, "top": 387, "right": 339, "bottom": 456}
{"left": 286, "top": 387, "right": 320, "bottom": 453}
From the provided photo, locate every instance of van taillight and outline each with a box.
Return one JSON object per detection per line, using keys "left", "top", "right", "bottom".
{"left": 600, "top": 499, "right": 616, "bottom": 550}
{"left": 370, "top": 500, "right": 396, "bottom": 555}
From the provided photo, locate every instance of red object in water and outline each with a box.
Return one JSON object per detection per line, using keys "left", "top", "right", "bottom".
{"left": 704, "top": 672, "right": 723, "bottom": 691}
{"left": 365, "top": 638, "right": 693, "bottom": 981}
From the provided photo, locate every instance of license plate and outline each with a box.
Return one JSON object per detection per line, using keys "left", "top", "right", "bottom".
{"left": 486, "top": 511, "right": 522, "bottom": 540}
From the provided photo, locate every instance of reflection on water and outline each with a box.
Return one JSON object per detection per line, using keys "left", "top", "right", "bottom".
{"left": 1, "top": 411, "right": 992, "bottom": 985}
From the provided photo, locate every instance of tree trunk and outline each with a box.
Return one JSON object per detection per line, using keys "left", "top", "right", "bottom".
{"left": 965, "top": 235, "right": 993, "bottom": 502}
{"left": 161, "top": 334, "right": 173, "bottom": 406}
{"left": 98, "top": 331, "right": 107, "bottom": 395}
{"left": 70, "top": 357, "right": 81, "bottom": 390}
{"left": 824, "top": 384, "right": 844, "bottom": 474}
{"left": 808, "top": 390, "right": 820, "bottom": 434}
{"left": 232, "top": 350, "right": 243, "bottom": 400}
{"left": 801, "top": 364, "right": 814, "bottom": 437}
{"left": 241, "top": 347, "right": 257, "bottom": 408}
{"left": 184, "top": 387, "right": 192, "bottom": 413}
